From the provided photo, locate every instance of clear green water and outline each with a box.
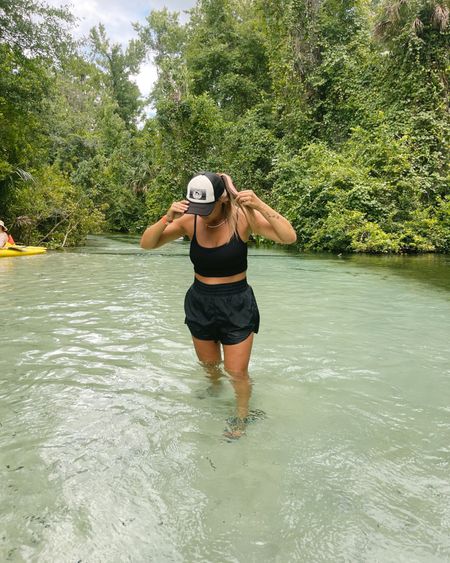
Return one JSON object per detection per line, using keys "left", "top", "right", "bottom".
{"left": 1, "top": 236, "right": 449, "bottom": 562}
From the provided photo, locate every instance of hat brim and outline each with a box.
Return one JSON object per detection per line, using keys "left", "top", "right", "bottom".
{"left": 185, "top": 201, "right": 216, "bottom": 216}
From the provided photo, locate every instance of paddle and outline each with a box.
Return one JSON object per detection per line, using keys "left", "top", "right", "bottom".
{"left": 4, "top": 245, "right": 27, "bottom": 252}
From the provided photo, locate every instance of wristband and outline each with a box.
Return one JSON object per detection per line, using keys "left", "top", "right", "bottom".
{"left": 162, "top": 215, "right": 173, "bottom": 224}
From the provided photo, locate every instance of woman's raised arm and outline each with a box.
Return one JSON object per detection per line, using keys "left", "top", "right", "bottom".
{"left": 140, "top": 200, "right": 189, "bottom": 249}
{"left": 235, "top": 191, "right": 296, "bottom": 244}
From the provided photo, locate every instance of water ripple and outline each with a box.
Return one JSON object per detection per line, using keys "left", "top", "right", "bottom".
{"left": 1, "top": 237, "right": 450, "bottom": 562}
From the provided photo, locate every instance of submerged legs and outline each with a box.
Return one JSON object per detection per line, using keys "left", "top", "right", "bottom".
{"left": 223, "top": 333, "right": 254, "bottom": 421}
{"left": 192, "top": 334, "right": 255, "bottom": 440}
{"left": 191, "top": 336, "right": 223, "bottom": 393}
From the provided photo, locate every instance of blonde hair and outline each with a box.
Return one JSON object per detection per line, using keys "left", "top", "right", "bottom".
{"left": 222, "top": 189, "right": 239, "bottom": 240}
{"left": 221, "top": 183, "right": 257, "bottom": 241}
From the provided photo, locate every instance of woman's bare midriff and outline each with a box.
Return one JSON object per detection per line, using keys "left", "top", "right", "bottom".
{"left": 194, "top": 271, "right": 247, "bottom": 285}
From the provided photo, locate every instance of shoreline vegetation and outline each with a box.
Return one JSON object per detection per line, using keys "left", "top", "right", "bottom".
{"left": 1, "top": 0, "right": 449, "bottom": 254}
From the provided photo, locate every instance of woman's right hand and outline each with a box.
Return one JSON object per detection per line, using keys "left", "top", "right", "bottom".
{"left": 167, "top": 200, "right": 189, "bottom": 222}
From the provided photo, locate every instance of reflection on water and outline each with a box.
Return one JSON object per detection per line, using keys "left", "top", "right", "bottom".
{"left": 1, "top": 236, "right": 449, "bottom": 562}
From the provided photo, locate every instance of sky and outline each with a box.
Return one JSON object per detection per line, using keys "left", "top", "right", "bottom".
{"left": 46, "top": 0, "right": 197, "bottom": 97}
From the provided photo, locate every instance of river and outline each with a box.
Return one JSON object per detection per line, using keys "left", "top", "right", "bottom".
{"left": 1, "top": 235, "right": 449, "bottom": 562}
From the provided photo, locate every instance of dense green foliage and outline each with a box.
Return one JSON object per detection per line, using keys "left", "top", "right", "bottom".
{"left": 1, "top": 0, "right": 449, "bottom": 251}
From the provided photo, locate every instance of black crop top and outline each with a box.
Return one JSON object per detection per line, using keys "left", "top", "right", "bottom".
{"left": 190, "top": 215, "right": 248, "bottom": 277}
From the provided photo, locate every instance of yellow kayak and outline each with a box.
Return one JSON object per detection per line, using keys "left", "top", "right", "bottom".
{"left": 0, "top": 244, "right": 47, "bottom": 258}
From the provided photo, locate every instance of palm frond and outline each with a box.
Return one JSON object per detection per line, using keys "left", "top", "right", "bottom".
{"left": 15, "top": 168, "right": 35, "bottom": 183}
{"left": 412, "top": 17, "right": 424, "bottom": 34}
{"left": 431, "top": 4, "right": 449, "bottom": 30}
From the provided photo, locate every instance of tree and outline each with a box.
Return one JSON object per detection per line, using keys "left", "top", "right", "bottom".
{"left": 88, "top": 24, "right": 145, "bottom": 126}
{"left": 186, "top": 0, "right": 271, "bottom": 117}
{"left": 0, "top": 0, "right": 74, "bottom": 184}
{"left": 136, "top": 9, "right": 189, "bottom": 104}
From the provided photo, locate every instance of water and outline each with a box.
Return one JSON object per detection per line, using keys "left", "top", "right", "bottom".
{"left": 1, "top": 235, "right": 449, "bottom": 562}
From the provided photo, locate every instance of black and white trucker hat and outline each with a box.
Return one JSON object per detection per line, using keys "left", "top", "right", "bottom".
{"left": 185, "top": 172, "right": 226, "bottom": 216}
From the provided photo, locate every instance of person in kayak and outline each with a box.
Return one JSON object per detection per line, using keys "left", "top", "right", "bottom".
{"left": 140, "top": 172, "right": 296, "bottom": 437}
{"left": 0, "top": 220, "right": 15, "bottom": 247}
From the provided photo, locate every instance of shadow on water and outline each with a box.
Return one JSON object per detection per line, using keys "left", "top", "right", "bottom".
{"left": 283, "top": 245, "right": 450, "bottom": 294}
{"left": 345, "top": 253, "right": 450, "bottom": 293}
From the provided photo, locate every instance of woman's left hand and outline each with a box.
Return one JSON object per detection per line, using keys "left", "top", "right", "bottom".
{"left": 234, "top": 190, "right": 264, "bottom": 211}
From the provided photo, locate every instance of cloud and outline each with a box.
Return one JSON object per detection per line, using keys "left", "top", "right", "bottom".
{"left": 57, "top": 0, "right": 194, "bottom": 41}
{"left": 131, "top": 61, "right": 158, "bottom": 99}
{"left": 47, "top": 0, "right": 196, "bottom": 96}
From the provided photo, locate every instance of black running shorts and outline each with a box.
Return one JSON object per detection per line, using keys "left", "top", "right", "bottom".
{"left": 184, "top": 278, "right": 260, "bottom": 345}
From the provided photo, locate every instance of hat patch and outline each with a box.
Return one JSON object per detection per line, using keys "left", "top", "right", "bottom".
{"left": 189, "top": 188, "right": 207, "bottom": 201}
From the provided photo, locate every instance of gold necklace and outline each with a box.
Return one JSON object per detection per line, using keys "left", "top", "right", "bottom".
{"left": 207, "top": 219, "right": 227, "bottom": 228}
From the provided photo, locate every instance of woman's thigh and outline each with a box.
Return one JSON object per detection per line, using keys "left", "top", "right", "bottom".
{"left": 192, "top": 336, "right": 222, "bottom": 364}
{"left": 223, "top": 333, "right": 254, "bottom": 375}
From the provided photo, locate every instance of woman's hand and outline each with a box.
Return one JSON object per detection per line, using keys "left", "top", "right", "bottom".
{"left": 234, "top": 190, "right": 264, "bottom": 211}
{"left": 167, "top": 200, "right": 189, "bottom": 221}
{"left": 141, "top": 200, "right": 188, "bottom": 249}
{"left": 235, "top": 189, "right": 297, "bottom": 244}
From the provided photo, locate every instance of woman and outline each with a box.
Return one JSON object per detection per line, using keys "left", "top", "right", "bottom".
{"left": 140, "top": 172, "right": 296, "bottom": 436}
{"left": 0, "top": 220, "right": 15, "bottom": 248}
